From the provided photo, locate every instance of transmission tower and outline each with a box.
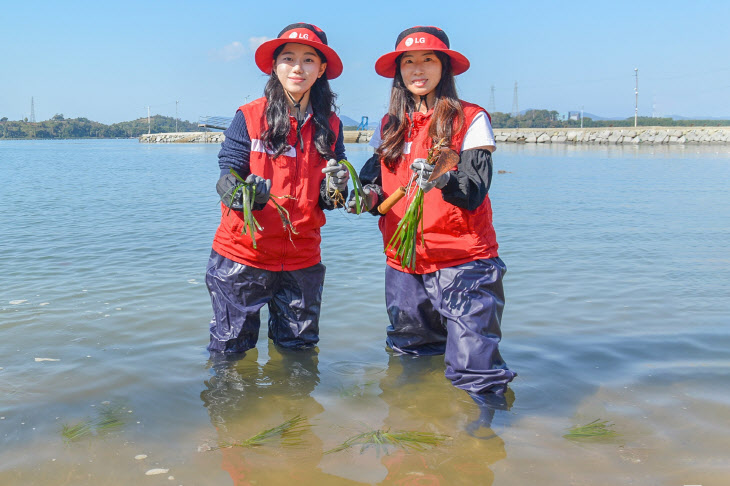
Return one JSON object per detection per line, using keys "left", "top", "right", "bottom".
{"left": 511, "top": 82, "right": 519, "bottom": 117}
{"left": 488, "top": 85, "right": 496, "bottom": 113}
{"left": 30, "top": 97, "right": 36, "bottom": 123}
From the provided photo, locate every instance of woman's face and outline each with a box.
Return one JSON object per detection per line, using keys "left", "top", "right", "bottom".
{"left": 399, "top": 50, "right": 442, "bottom": 97}
{"left": 273, "top": 43, "right": 327, "bottom": 96}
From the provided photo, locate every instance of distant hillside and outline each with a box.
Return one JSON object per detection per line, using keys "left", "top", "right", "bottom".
{"left": 0, "top": 115, "right": 198, "bottom": 139}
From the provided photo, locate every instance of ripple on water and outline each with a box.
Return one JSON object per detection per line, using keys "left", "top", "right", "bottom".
{"left": 328, "top": 361, "right": 387, "bottom": 377}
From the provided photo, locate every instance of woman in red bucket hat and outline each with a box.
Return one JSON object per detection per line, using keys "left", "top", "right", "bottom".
{"left": 205, "top": 23, "right": 351, "bottom": 356}
{"left": 349, "top": 26, "right": 516, "bottom": 405}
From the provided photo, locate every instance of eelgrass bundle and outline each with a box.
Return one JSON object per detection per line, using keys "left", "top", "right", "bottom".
{"left": 60, "top": 403, "right": 127, "bottom": 442}
{"left": 326, "top": 160, "right": 368, "bottom": 214}
{"left": 211, "top": 415, "right": 310, "bottom": 450}
{"left": 563, "top": 419, "right": 619, "bottom": 440}
{"left": 385, "top": 185, "right": 424, "bottom": 270}
{"left": 385, "top": 139, "right": 448, "bottom": 270}
{"left": 227, "top": 169, "right": 298, "bottom": 247}
{"left": 325, "top": 428, "right": 450, "bottom": 456}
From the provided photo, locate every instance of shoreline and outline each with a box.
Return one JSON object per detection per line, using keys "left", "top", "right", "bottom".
{"left": 139, "top": 130, "right": 375, "bottom": 144}
{"left": 137, "top": 126, "right": 730, "bottom": 145}
{"left": 493, "top": 126, "right": 730, "bottom": 144}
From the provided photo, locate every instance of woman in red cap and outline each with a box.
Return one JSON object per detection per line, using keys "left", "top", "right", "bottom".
{"left": 206, "top": 23, "right": 350, "bottom": 355}
{"left": 350, "top": 26, "right": 516, "bottom": 402}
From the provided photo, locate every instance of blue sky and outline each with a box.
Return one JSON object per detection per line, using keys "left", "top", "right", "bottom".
{"left": 2, "top": 0, "right": 729, "bottom": 124}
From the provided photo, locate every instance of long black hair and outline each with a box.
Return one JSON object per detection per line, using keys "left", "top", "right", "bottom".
{"left": 376, "top": 51, "right": 465, "bottom": 172}
{"left": 261, "top": 44, "right": 338, "bottom": 159}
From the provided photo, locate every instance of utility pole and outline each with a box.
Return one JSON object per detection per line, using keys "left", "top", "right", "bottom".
{"left": 175, "top": 100, "right": 179, "bottom": 132}
{"left": 147, "top": 106, "right": 151, "bottom": 134}
{"left": 634, "top": 68, "right": 639, "bottom": 128}
{"left": 30, "top": 97, "right": 36, "bottom": 123}
{"left": 581, "top": 105, "right": 584, "bottom": 129}
{"left": 511, "top": 82, "right": 519, "bottom": 118}
{"left": 488, "top": 85, "right": 496, "bottom": 113}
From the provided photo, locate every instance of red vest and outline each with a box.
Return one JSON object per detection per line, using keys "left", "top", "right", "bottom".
{"left": 212, "top": 97, "right": 340, "bottom": 271}
{"left": 378, "top": 101, "right": 499, "bottom": 274}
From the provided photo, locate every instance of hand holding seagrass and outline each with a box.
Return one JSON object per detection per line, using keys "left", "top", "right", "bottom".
{"left": 244, "top": 174, "right": 272, "bottom": 205}
{"left": 322, "top": 159, "right": 350, "bottom": 191}
{"left": 411, "top": 159, "right": 449, "bottom": 193}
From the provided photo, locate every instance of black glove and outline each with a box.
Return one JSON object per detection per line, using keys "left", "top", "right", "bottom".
{"left": 216, "top": 172, "right": 244, "bottom": 210}
{"left": 346, "top": 184, "right": 379, "bottom": 213}
{"left": 245, "top": 174, "right": 272, "bottom": 205}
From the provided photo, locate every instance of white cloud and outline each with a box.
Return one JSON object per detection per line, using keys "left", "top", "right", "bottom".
{"left": 248, "top": 36, "right": 270, "bottom": 52}
{"left": 211, "top": 41, "right": 246, "bottom": 62}
{"left": 210, "top": 37, "right": 270, "bottom": 62}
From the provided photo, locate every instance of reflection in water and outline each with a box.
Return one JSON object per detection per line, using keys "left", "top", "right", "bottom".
{"left": 200, "top": 345, "right": 361, "bottom": 485}
{"left": 200, "top": 347, "right": 514, "bottom": 485}
{"left": 466, "top": 388, "right": 515, "bottom": 440}
{"left": 375, "top": 354, "right": 511, "bottom": 485}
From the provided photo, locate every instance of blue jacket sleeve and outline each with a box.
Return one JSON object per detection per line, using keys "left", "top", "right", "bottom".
{"left": 218, "top": 110, "right": 251, "bottom": 177}
{"left": 334, "top": 120, "right": 346, "bottom": 160}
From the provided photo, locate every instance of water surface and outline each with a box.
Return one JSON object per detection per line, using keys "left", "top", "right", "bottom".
{"left": 1, "top": 140, "right": 728, "bottom": 485}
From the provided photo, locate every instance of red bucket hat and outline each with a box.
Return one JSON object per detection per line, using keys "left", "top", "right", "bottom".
{"left": 375, "top": 26, "right": 470, "bottom": 78}
{"left": 254, "top": 23, "right": 343, "bottom": 79}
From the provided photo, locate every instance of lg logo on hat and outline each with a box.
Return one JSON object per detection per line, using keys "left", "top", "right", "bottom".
{"left": 289, "top": 32, "right": 309, "bottom": 39}
{"left": 404, "top": 37, "right": 426, "bottom": 47}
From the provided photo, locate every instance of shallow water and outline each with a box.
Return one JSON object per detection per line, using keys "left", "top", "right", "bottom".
{"left": 1, "top": 140, "right": 729, "bottom": 485}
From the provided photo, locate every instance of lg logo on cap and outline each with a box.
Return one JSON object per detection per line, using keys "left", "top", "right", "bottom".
{"left": 289, "top": 32, "right": 309, "bottom": 39}
{"left": 405, "top": 37, "right": 426, "bottom": 47}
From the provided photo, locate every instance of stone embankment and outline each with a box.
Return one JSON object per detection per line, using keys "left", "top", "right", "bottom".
{"left": 139, "top": 132, "right": 224, "bottom": 143}
{"left": 141, "top": 127, "right": 729, "bottom": 145}
{"left": 139, "top": 130, "right": 374, "bottom": 144}
{"left": 493, "top": 126, "right": 730, "bottom": 144}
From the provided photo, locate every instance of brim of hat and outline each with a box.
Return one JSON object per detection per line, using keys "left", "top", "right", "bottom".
{"left": 374, "top": 48, "right": 470, "bottom": 78}
{"left": 255, "top": 38, "right": 343, "bottom": 79}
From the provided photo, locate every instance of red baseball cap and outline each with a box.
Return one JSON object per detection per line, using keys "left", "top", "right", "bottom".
{"left": 255, "top": 23, "right": 343, "bottom": 79}
{"left": 375, "top": 26, "right": 470, "bottom": 78}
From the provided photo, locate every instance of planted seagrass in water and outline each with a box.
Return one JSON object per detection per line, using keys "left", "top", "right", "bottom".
{"left": 563, "top": 419, "right": 620, "bottom": 440}
{"left": 385, "top": 138, "right": 449, "bottom": 270}
{"left": 325, "top": 428, "right": 451, "bottom": 456}
{"left": 211, "top": 415, "right": 310, "bottom": 450}
{"left": 60, "top": 402, "right": 127, "bottom": 442}
{"left": 226, "top": 169, "right": 298, "bottom": 247}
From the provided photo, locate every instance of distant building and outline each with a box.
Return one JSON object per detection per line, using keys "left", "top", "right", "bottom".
{"left": 568, "top": 111, "right": 581, "bottom": 121}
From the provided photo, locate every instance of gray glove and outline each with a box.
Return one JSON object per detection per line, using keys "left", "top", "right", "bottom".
{"left": 346, "top": 184, "right": 379, "bottom": 213}
{"left": 322, "top": 158, "right": 350, "bottom": 192}
{"left": 245, "top": 174, "right": 272, "bottom": 205}
{"left": 411, "top": 158, "right": 450, "bottom": 193}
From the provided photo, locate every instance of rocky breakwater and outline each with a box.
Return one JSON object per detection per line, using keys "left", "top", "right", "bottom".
{"left": 139, "top": 132, "right": 224, "bottom": 143}
{"left": 493, "top": 127, "right": 730, "bottom": 145}
{"left": 140, "top": 129, "right": 375, "bottom": 144}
